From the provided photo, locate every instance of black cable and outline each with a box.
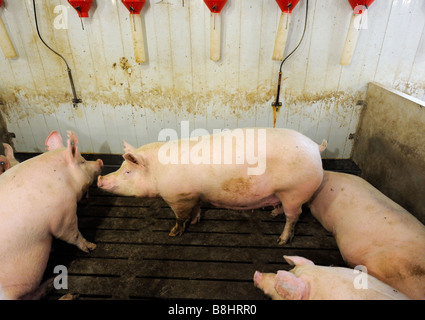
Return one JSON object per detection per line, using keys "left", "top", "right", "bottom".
{"left": 279, "top": 0, "right": 309, "bottom": 73}
{"left": 32, "top": 0, "right": 82, "bottom": 108}
{"left": 273, "top": 0, "right": 309, "bottom": 110}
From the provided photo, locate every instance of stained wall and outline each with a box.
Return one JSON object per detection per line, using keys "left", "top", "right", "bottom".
{"left": 0, "top": 0, "right": 424, "bottom": 157}
{"left": 352, "top": 82, "right": 425, "bottom": 221}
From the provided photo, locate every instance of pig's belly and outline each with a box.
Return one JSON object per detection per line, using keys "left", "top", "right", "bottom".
{"left": 201, "top": 193, "right": 281, "bottom": 211}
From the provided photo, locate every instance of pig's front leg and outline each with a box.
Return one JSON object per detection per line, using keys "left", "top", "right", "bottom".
{"left": 167, "top": 198, "right": 200, "bottom": 237}
{"left": 270, "top": 205, "right": 284, "bottom": 217}
{"left": 72, "top": 231, "right": 97, "bottom": 253}
{"left": 51, "top": 205, "right": 96, "bottom": 253}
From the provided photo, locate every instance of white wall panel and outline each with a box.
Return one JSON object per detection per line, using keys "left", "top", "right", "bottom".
{"left": 0, "top": 0, "right": 424, "bottom": 157}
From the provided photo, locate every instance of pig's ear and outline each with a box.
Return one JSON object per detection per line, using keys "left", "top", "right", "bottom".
{"left": 123, "top": 152, "right": 147, "bottom": 168}
{"left": 275, "top": 270, "right": 308, "bottom": 300}
{"left": 45, "top": 131, "right": 64, "bottom": 151}
{"left": 123, "top": 141, "right": 135, "bottom": 153}
{"left": 66, "top": 131, "right": 80, "bottom": 163}
{"left": 284, "top": 256, "right": 315, "bottom": 266}
{"left": 3, "top": 143, "right": 15, "bottom": 161}
{"left": 0, "top": 156, "right": 11, "bottom": 173}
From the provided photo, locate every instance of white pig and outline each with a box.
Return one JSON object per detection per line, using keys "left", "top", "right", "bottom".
{"left": 308, "top": 171, "right": 425, "bottom": 300}
{"left": 0, "top": 131, "right": 103, "bottom": 299}
{"left": 0, "top": 143, "right": 19, "bottom": 174}
{"left": 254, "top": 255, "right": 410, "bottom": 300}
{"left": 97, "top": 128, "right": 327, "bottom": 245}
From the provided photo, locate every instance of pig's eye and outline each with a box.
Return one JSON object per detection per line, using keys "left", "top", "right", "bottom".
{"left": 81, "top": 160, "right": 86, "bottom": 165}
{"left": 124, "top": 169, "right": 131, "bottom": 175}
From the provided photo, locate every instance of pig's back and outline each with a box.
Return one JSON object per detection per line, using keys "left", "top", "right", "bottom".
{"left": 309, "top": 171, "right": 425, "bottom": 298}
{"left": 155, "top": 128, "right": 323, "bottom": 191}
{"left": 154, "top": 128, "right": 324, "bottom": 209}
{"left": 310, "top": 171, "right": 425, "bottom": 245}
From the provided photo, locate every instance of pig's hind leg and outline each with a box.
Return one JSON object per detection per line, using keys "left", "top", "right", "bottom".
{"left": 190, "top": 202, "right": 201, "bottom": 225}
{"left": 19, "top": 278, "right": 55, "bottom": 300}
{"left": 277, "top": 207, "right": 300, "bottom": 245}
{"left": 274, "top": 192, "right": 303, "bottom": 245}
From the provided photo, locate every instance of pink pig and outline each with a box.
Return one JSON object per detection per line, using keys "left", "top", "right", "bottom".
{"left": 0, "top": 143, "right": 19, "bottom": 174}
{"left": 308, "top": 171, "right": 425, "bottom": 300}
{"left": 254, "top": 256, "right": 409, "bottom": 300}
{"left": 0, "top": 131, "right": 103, "bottom": 299}
{"left": 97, "top": 128, "right": 327, "bottom": 245}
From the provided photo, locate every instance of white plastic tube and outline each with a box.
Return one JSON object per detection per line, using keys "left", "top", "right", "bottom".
{"left": 0, "top": 16, "right": 16, "bottom": 58}
{"left": 272, "top": 12, "right": 291, "bottom": 61}
{"left": 130, "top": 13, "right": 146, "bottom": 64}
{"left": 340, "top": 13, "right": 362, "bottom": 66}
{"left": 210, "top": 12, "right": 221, "bottom": 61}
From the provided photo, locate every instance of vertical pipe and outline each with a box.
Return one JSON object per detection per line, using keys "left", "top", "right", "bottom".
{"left": 272, "top": 12, "right": 291, "bottom": 61}
{"left": 130, "top": 13, "right": 146, "bottom": 64}
{"left": 210, "top": 12, "right": 221, "bottom": 61}
{"left": 340, "top": 13, "right": 361, "bottom": 66}
{"left": 0, "top": 16, "right": 17, "bottom": 58}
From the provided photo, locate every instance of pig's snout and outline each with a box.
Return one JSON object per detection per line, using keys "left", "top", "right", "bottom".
{"left": 253, "top": 271, "right": 262, "bottom": 287}
{"left": 92, "top": 159, "right": 103, "bottom": 176}
{"left": 97, "top": 174, "right": 111, "bottom": 190}
{"left": 96, "top": 159, "right": 104, "bottom": 170}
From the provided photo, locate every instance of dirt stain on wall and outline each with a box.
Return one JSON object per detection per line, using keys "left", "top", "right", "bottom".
{"left": 119, "top": 57, "right": 132, "bottom": 75}
{"left": 352, "top": 83, "right": 425, "bottom": 222}
{"left": 0, "top": 85, "right": 364, "bottom": 124}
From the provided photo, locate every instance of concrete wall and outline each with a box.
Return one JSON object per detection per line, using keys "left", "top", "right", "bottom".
{"left": 352, "top": 82, "right": 425, "bottom": 222}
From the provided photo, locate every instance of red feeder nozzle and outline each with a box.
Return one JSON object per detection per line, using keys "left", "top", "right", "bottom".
{"left": 275, "top": 0, "right": 301, "bottom": 14}
{"left": 0, "top": 1, "right": 3, "bottom": 8}
{"left": 348, "top": 0, "right": 375, "bottom": 13}
{"left": 68, "top": 0, "right": 93, "bottom": 18}
{"left": 203, "top": 0, "right": 228, "bottom": 14}
{"left": 122, "top": 0, "right": 146, "bottom": 15}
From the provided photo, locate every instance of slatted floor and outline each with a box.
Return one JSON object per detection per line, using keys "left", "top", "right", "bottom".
{"left": 27, "top": 155, "right": 360, "bottom": 300}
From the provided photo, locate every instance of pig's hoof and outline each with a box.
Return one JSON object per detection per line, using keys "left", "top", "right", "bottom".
{"left": 86, "top": 241, "right": 97, "bottom": 251}
{"left": 277, "top": 236, "right": 291, "bottom": 246}
{"left": 277, "top": 232, "right": 294, "bottom": 245}
{"left": 190, "top": 215, "right": 201, "bottom": 225}
{"left": 271, "top": 206, "right": 284, "bottom": 217}
{"left": 169, "top": 227, "right": 184, "bottom": 237}
{"left": 277, "top": 237, "right": 287, "bottom": 245}
{"left": 80, "top": 241, "right": 96, "bottom": 253}
{"left": 58, "top": 293, "right": 80, "bottom": 300}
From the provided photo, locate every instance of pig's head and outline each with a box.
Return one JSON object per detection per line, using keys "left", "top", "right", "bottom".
{"left": 0, "top": 143, "right": 20, "bottom": 175}
{"left": 0, "top": 156, "right": 11, "bottom": 174}
{"left": 97, "top": 142, "right": 154, "bottom": 197}
{"left": 254, "top": 256, "right": 313, "bottom": 300}
{"left": 45, "top": 130, "right": 103, "bottom": 187}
